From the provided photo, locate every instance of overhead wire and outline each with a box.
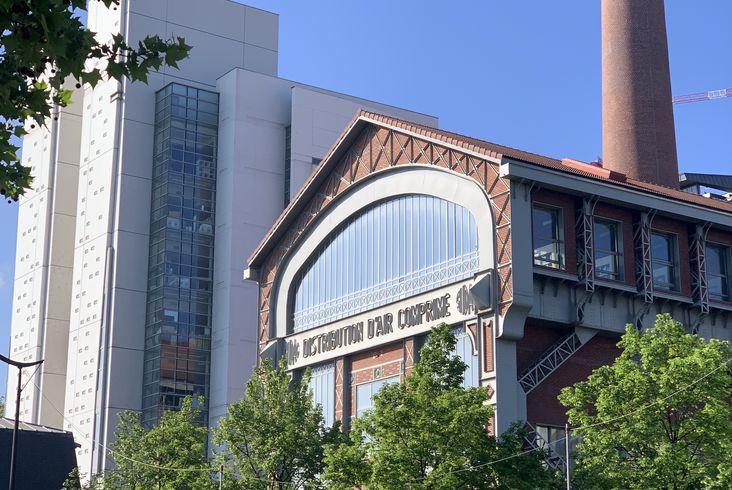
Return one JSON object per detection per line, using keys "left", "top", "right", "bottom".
{"left": 30, "top": 379, "right": 305, "bottom": 487}
{"left": 407, "top": 354, "right": 732, "bottom": 484}
{"left": 27, "top": 351, "right": 732, "bottom": 487}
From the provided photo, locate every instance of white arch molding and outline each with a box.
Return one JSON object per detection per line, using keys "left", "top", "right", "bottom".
{"left": 270, "top": 165, "right": 498, "bottom": 339}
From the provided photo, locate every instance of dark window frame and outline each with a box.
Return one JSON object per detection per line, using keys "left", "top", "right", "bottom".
{"left": 532, "top": 204, "right": 565, "bottom": 270}
{"left": 594, "top": 218, "right": 624, "bottom": 281}
{"left": 650, "top": 231, "right": 679, "bottom": 292}
{"left": 706, "top": 242, "right": 730, "bottom": 302}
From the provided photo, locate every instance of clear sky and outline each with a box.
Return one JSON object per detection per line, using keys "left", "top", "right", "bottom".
{"left": 1, "top": 0, "right": 730, "bottom": 396}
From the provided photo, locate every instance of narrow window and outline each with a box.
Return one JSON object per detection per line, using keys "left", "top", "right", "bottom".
{"left": 533, "top": 206, "right": 564, "bottom": 269}
{"left": 706, "top": 244, "right": 730, "bottom": 302}
{"left": 307, "top": 363, "right": 335, "bottom": 426}
{"left": 452, "top": 327, "right": 479, "bottom": 388}
{"left": 594, "top": 219, "right": 623, "bottom": 281}
{"left": 651, "top": 232, "right": 678, "bottom": 291}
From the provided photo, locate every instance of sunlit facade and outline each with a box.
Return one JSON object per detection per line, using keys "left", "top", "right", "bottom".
{"left": 293, "top": 195, "right": 479, "bottom": 332}
{"left": 249, "top": 110, "right": 732, "bottom": 471}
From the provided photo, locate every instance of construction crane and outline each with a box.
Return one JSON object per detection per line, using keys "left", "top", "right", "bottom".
{"left": 673, "top": 87, "right": 732, "bottom": 104}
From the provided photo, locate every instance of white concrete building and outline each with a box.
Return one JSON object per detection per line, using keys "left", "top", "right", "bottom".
{"left": 5, "top": 0, "right": 435, "bottom": 478}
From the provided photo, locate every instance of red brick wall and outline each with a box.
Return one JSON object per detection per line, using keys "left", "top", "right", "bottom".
{"left": 480, "top": 321, "right": 494, "bottom": 373}
{"left": 350, "top": 343, "right": 404, "bottom": 417}
{"left": 256, "top": 124, "right": 515, "bottom": 347}
{"left": 594, "top": 202, "right": 636, "bottom": 287}
{"left": 527, "top": 335, "right": 621, "bottom": 427}
{"left": 652, "top": 216, "right": 692, "bottom": 297}
{"left": 533, "top": 190, "right": 577, "bottom": 274}
{"left": 516, "top": 320, "right": 571, "bottom": 374}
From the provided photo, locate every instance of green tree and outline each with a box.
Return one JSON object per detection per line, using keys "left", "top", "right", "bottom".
{"left": 214, "top": 359, "right": 340, "bottom": 489}
{"left": 0, "top": 395, "right": 4, "bottom": 417}
{"left": 323, "top": 324, "right": 559, "bottom": 489}
{"left": 0, "top": 0, "right": 191, "bottom": 201}
{"left": 103, "top": 396, "right": 213, "bottom": 490}
{"left": 559, "top": 314, "right": 732, "bottom": 489}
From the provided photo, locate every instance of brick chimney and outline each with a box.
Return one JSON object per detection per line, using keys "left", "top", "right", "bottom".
{"left": 602, "top": 0, "right": 680, "bottom": 188}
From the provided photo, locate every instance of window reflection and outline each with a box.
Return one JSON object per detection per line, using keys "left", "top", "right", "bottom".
{"left": 651, "top": 232, "right": 678, "bottom": 291}
{"left": 307, "top": 364, "right": 335, "bottom": 426}
{"left": 706, "top": 244, "right": 730, "bottom": 301}
{"left": 594, "top": 220, "right": 623, "bottom": 281}
{"left": 292, "top": 195, "right": 479, "bottom": 332}
{"left": 355, "top": 375, "right": 400, "bottom": 418}
{"left": 452, "top": 327, "right": 479, "bottom": 388}
{"left": 532, "top": 206, "right": 564, "bottom": 269}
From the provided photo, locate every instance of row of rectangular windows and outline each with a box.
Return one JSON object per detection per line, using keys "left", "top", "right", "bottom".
{"left": 532, "top": 205, "right": 730, "bottom": 301}
{"left": 308, "top": 328, "right": 480, "bottom": 426}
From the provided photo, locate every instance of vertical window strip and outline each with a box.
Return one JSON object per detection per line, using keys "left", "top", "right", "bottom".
{"left": 453, "top": 326, "right": 479, "bottom": 388}
{"left": 308, "top": 363, "right": 335, "bottom": 427}
{"left": 292, "top": 195, "right": 480, "bottom": 332}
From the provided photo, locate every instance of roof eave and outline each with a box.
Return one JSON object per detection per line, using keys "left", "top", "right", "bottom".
{"left": 502, "top": 159, "right": 732, "bottom": 228}
{"left": 247, "top": 114, "right": 372, "bottom": 270}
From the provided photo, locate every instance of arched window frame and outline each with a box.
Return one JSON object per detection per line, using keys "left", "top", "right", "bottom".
{"left": 291, "top": 195, "right": 480, "bottom": 332}
{"left": 270, "top": 166, "right": 497, "bottom": 339}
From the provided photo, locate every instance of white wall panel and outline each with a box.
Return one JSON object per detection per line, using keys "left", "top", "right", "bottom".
{"left": 168, "top": 0, "right": 247, "bottom": 42}
{"left": 209, "top": 68, "right": 437, "bottom": 430}
{"left": 244, "top": 6, "right": 279, "bottom": 52}
{"left": 115, "top": 175, "right": 152, "bottom": 235}
{"left": 243, "top": 43, "right": 278, "bottom": 76}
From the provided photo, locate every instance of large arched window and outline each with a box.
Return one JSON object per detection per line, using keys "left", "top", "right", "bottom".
{"left": 292, "top": 195, "right": 479, "bottom": 332}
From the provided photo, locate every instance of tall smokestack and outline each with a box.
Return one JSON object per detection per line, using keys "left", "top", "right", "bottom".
{"left": 602, "top": 0, "right": 679, "bottom": 188}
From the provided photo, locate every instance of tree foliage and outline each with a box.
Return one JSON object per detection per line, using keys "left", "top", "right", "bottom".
{"left": 559, "top": 314, "right": 732, "bottom": 489}
{"left": 0, "top": 395, "right": 5, "bottom": 417}
{"left": 214, "top": 358, "right": 340, "bottom": 489}
{"left": 104, "top": 396, "right": 212, "bottom": 489}
{"left": 322, "top": 324, "right": 559, "bottom": 489}
{"left": 0, "top": 0, "right": 191, "bottom": 201}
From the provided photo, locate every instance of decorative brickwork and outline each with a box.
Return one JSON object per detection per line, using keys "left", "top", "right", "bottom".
{"left": 526, "top": 334, "right": 621, "bottom": 427}
{"left": 348, "top": 344, "right": 404, "bottom": 417}
{"left": 482, "top": 321, "right": 494, "bottom": 373}
{"left": 334, "top": 357, "right": 346, "bottom": 422}
{"left": 403, "top": 338, "right": 416, "bottom": 379}
{"left": 257, "top": 123, "right": 513, "bottom": 347}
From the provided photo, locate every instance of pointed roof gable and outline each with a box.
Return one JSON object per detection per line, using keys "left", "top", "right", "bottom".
{"left": 248, "top": 110, "right": 732, "bottom": 269}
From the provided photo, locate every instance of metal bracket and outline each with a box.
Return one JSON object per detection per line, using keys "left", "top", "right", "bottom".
{"left": 634, "top": 210, "right": 657, "bottom": 303}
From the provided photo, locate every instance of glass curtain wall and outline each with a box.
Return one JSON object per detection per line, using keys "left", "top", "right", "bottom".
{"left": 142, "top": 83, "right": 219, "bottom": 426}
{"left": 292, "top": 195, "right": 479, "bottom": 332}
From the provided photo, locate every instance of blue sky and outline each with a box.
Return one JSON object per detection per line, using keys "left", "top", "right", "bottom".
{"left": 1, "top": 1, "right": 730, "bottom": 396}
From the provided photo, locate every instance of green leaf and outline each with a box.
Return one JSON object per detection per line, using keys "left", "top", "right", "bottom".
{"left": 322, "top": 324, "right": 560, "bottom": 489}
{"left": 559, "top": 314, "right": 732, "bottom": 489}
{"left": 0, "top": 0, "right": 191, "bottom": 201}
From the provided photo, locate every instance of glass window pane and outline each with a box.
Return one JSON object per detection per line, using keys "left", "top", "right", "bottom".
{"left": 292, "top": 195, "right": 480, "bottom": 332}
{"left": 308, "top": 364, "right": 335, "bottom": 426}
{"left": 532, "top": 206, "right": 563, "bottom": 269}
{"left": 594, "top": 220, "right": 623, "bottom": 281}
{"left": 707, "top": 245, "right": 722, "bottom": 274}
{"left": 651, "top": 232, "right": 678, "bottom": 291}
{"left": 651, "top": 233, "right": 671, "bottom": 262}
{"left": 707, "top": 244, "right": 730, "bottom": 301}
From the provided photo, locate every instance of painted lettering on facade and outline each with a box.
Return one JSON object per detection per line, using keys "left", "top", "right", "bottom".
{"left": 285, "top": 274, "right": 492, "bottom": 370}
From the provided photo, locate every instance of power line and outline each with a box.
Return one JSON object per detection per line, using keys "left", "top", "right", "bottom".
{"left": 31, "top": 381, "right": 305, "bottom": 487}
{"left": 409, "top": 354, "right": 732, "bottom": 484}
{"left": 30, "top": 352, "right": 732, "bottom": 487}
